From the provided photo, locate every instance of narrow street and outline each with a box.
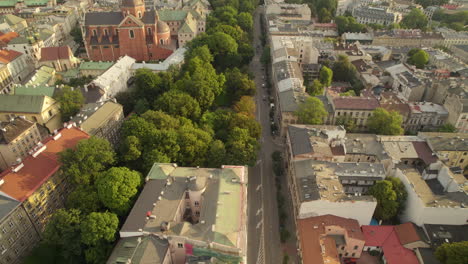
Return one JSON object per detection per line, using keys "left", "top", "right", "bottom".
{"left": 247, "top": 6, "right": 283, "bottom": 264}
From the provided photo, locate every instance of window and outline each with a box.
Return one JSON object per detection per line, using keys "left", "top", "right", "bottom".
{"left": 345, "top": 252, "right": 348, "bottom": 256}
{"left": 8, "top": 221, "right": 13, "bottom": 227}
{"left": 352, "top": 253, "right": 355, "bottom": 257}
{"left": 93, "top": 29, "right": 97, "bottom": 36}
{"left": 194, "top": 201, "right": 199, "bottom": 207}
{"left": 14, "top": 248, "right": 19, "bottom": 255}
{"left": 8, "top": 237, "right": 14, "bottom": 244}
{"left": 354, "top": 245, "right": 358, "bottom": 250}
{"left": 129, "top": 30, "right": 134, "bottom": 39}
{"left": 160, "top": 39, "right": 164, "bottom": 45}
{"left": 460, "top": 159, "right": 464, "bottom": 163}
{"left": 104, "top": 29, "right": 108, "bottom": 36}
{"left": 147, "top": 27, "right": 152, "bottom": 35}
{"left": 48, "top": 110, "right": 53, "bottom": 117}
{"left": 195, "top": 211, "right": 200, "bottom": 216}
{"left": 464, "top": 152, "right": 467, "bottom": 156}
{"left": 0, "top": 244, "right": 5, "bottom": 252}
{"left": 2, "top": 227, "right": 6, "bottom": 234}
{"left": 185, "top": 192, "right": 189, "bottom": 199}
{"left": 177, "top": 243, "right": 183, "bottom": 248}
{"left": 341, "top": 246, "right": 345, "bottom": 250}
{"left": 138, "top": 11, "right": 142, "bottom": 18}
{"left": 15, "top": 230, "right": 20, "bottom": 237}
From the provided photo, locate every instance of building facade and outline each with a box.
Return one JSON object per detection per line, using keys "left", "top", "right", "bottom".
{"left": 38, "top": 46, "right": 80, "bottom": 72}
{"left": 0, "top": 49, "right": 33, "bottom": 83}
{"left": 0, "top": 117, "right": 43, "bottom": 171}
{"left": 352, "top": 6, "right": 402, "bottom": 26}
{"left": 0, "top": 63, "right": 13, "bottom": 94}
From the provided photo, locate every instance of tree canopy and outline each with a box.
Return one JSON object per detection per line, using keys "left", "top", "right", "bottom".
{"left": 435, "top": 241, "right": 468, "bottom": 264}
{"left": 294, "top": 97, "right": 328, "bottom": 125}
{"left": 400, "top": 8, "right": 428, "bottom": 30}
{"left": 96, "top": 167, "right": 141, "bottom": 215}
{"left": 59, "top": 137, "right": 116, "bottom": 185}
{"left": 368, "top": 180, "right": 399, "bottom": 221}
{"left": 332, "top": 55, "right": 357, "bottom": 82}
{"left": 306, "top": 79, "right": 324, "bottom": 96}
{"left": 54, "top": 86, "right": 84, "bottom": 122}
{"left": 319, "top": 66, "right": 333, "bottom": 87}
{"left": 80, "top": 212, "right": 119, "bottom": 246}
{"left": 367, "top": 108, "right": 404, "bottom": 135}
{"left": 408, "top": 48, "right": 429, "bottom": 69}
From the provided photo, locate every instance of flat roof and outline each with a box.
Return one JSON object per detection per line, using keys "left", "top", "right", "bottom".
{"left": 70, "top": 100, "right": 122, "bottom": 135}
{"left": 419, "top": 132, "right": 468, "bottom": 152}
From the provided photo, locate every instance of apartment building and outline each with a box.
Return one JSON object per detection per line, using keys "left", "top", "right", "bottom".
{"left": 393, "top": 164, "right": 467, "bottom": 226}
{"left": 419, "top": 132, "right": 468, "bottom": 169}
{"left": 379, "top": 135, "right": 438, "bottom": 169}
{"left": 0, "top": 117, "right": 43, "bottom": 171}
{"left": 297, "top": 215, "right": 365, "bottom": 264}
{"left": 0, "top": 63, "right": 13, "bottom": 94}
{"left": 0, "top": 95, "right": 61, "bottom": 132}
{"left": 325, "top": 95, "right": 381, "bottom": 130}
{"left": 0, "top": 49, "right": 33, "bottom": 83}
{"left": 386, "top": 64, "right": 426, "bottom": 102}
{"left": 107, "top": 163, "right": 248, "bottom": 264}
{"left": 69, "top": 100, "right": 124, "bottom": 146}
{"left": 352, "top": 6, "right": 402, "bottom": 26}
{"left": 291, "top": 158, "right": 379, "bottom": 226}
{"left": 372, "top": 29, "right": 444, "bottom": 48}
{"left": 0, "top": 126, "right": 89, "bottom": 264}
{"left": 406, "top": 102, "right": 448, "bottom": 132}
{"left": 38, "top": 46, "right": 80, "bottom": 72}
{"left": 7, "top": 35, "right": 44, "bottom": 65}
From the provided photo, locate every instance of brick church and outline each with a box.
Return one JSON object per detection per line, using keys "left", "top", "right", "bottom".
{"left": 83, "top": 0, "right": 209, "bottom": 61}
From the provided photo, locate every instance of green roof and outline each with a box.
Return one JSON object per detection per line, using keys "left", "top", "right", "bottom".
{"left": 0, "top": 14, "right": 25, "bottom": 26}
{"left": 61, "top": 68, "right": 79, "bottom": 79}
{"left": 0, "top": 1, "right": 17, "bottom": 7}
{"left": 189, "top": 10, "right": 202, "bottom": 20}
{"left": 0, "top": 0, "right": 49, "bottom": 7}
{"left": 0, "top": 94, "right": 47, "bottom": 113}
{"left": 27, "top": 66, "right": 55, "bottom": 86}
{"left": 14, "top": 85, "right": 55, "bottom": 97}
{"left": 38, "top": 29, "right": 53, "bottom": 41}
{"left": 79, "top": 61, "right": 114, "bottom": 71}
{"left": 157, "top": 10, "right": 188, "bottom": 21}
{"left": 7, "top": 35, "right": 28, "bottom": 44}
{"left": 178, "top": 22, "right": 194, "bottom": 34}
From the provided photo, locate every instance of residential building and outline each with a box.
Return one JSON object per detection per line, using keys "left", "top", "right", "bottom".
{"left": 107, "top": 163, "right": 248, "bottom": 264}
{"left": 69, "top": 100, "right": 124, "bottom": 146}
{"left": 0, "top": 0, "right": 56, "bottom": 14}
{"left": 0, "top": 14, "right": 27, "bottom": 32}
{"left": 326, "top": 95, "right": 381, "bottom": 130}
{"left": 38, "top": 46, "right": 80, "bottom": 72}
{"left": 78, "top": 61, "right": 114, "bottom": 77}
{"left": 13, "top": 84, "right": 55, "bottom": 97}
{"left": 438, "top": 28, "right": 468, "bottom": 47}
{"left": 393, "top": 163, "right": 467, "bottom": 226}
{"left": 406, "top": 102, "right": 448, "bottom": 132}
{"left": 265, "top": 3, "right": 311, "bottom": 21}
{"left": 297, "top": 215, "right": 365, "bottom": 264}
{"left": 443, "top": 94, "right": 468, "bottom": 133}
{"left": 0, "top": 94, "right": 61, "bottom": 132}
{"left": 386, "top": 64, "right": 426, "bottom": 102}
{"left": 0, "top": 126, "right": 89, "bottom": 264}
{"left": 26, "top": 66, "right": 56, "bottom": 87}
{"left": 342, "top": 32, "right": 373, "bottom": 45}
{"left": 0, "top": 32, "right": 19, "bottom": 47}
{"left": 419, "top": 132, "right": 468, "bottom": 169}
{"left": 450, "top": 45, "right": 468, "bottom": 64}
{"left": 0, "top": 49, "right": 33, "bottom": 83}
{"left": 0, "top": 196, "right": 40, "bottom": 264}
{"left": 361, "top": 224, "right": 423, "bottom": 264}
{"left": 423, "top": 224, "right": 468, "bottom": 248}
{"left": 0, "top": 117, "right": 43, "bottom": 171}
{"left": 372, "top": 29, "right": 444, "bottom": 48}
{"left": 85, "top": 55, "right": 135, "bottom": 101}
{"left": 379, "top": 135, "right": 438, "bottom": 169}
{"left": 290, "top": 158, "right": 379, "bottom": 225}
{"left": 7, "top": 34, "right": 44, "bottom": 64}
{"left": 83, "top": 0, "right": 209, "bottom": 61}
{"left": 343, "top": 133, "right": 393, "bottom": 170}
{"left": 352, "top": 6, "right": 402, "bottom": 26}
{"left": 0, "top": 63, "right": 13, "bottom": 94}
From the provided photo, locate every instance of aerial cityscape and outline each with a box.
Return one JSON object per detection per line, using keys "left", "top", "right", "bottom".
{"left": 0, "top": 0, "right": 466, "bottom": 263}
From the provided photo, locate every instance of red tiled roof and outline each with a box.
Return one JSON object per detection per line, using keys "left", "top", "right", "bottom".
{"left": 394, "top": 222, "right": 422, "bottom": 245}
{"left": 333, "top": 97, "right": 380, "bottom": 110}
{"left": 0, "top": 127, "right": 89, "bottom": 202}
{"left": 39, "top": 46, "right": 72, "bottom": 62}
{"left": 298, "top": 215, "right": 365, "bottom": 264}
{"left": 380, "top": 103, "right": 410, "bottom": 117}
{"left": 412, "top": 141, "right": 438, "bottom": 165}
{"left": 0, "top": 31, "right": 19, "bottom": 45}
{"left": 0, "top": 49, "right": 22, "bottom": 63}
{"left": 362, "top": 225, "right": 419, "bottom": 264}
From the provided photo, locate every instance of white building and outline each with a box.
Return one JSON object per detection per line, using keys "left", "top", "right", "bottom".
{"left": 406, "top": 102, "right": 448, "bottom": 132}
{"left": 131, "top": 47, "right": 186, "bottom": 73}
{"left": 86, "top": 55, "right": 136, "bottom": 100}
{"left": 393, "top": 165, "right": 468, "bottom": 226}
{"left": 386, "top": 64, "right": 426, "bottom": 102}
{"left": 291, "top": 159, "right": 379, "bottom": 226}
{"left": 352, "top": 5, "right": 402, "bottom": 26}
{"left": 0, "top": 49, "right": 33, "bottom": 83}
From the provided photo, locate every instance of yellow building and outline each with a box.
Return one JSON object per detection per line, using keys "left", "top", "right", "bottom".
{"left": 0, "top": 63, "right": 13, "bottom": 94}
{"left": 0, "top": 94, "right": 61, "bottom": 133}
{"left": 419, "top": 132, "right": 468, "bottom": 170}
{"left": 0, "top": 117, "right": 43, "bottom": 170}
{"left": 0, "top": 126, "right": 89, "bottom": 264}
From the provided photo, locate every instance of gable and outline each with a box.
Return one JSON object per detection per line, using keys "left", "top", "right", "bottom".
{"left": 118, "top": 15, "right": 144, "bottom": 28}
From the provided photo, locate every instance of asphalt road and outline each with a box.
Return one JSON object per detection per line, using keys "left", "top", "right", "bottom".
{"left": 247, "top": 6, "right": 283, "bottom": 264}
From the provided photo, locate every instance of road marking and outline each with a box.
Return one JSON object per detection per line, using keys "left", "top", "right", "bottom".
{"left": 256, "top": 220, "right": 263, "bottom": 229}
{"left": 256, "top": 185, "right": 262, "bottom": 191}
{"left": 256, "top": 208, "right": 262, "bottom": 216}
{"left": 256, "top": 159, "right": 262, "bottom": 165}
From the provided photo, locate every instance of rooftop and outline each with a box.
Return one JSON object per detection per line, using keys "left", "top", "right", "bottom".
{"left": 0, "top": 94, "right": 52, "bottom": 113}
{"left": 362, "top": 225, "right": 419, "bottom": 264}
{"left": 0, "top": 126, "right": 89, "bottom": 202}
{"left": 298, "top": 215, "right": 364, "bottom": 264}
{"left": 0, "top": 117, "right": 35, "bottom": 144}
{"left": 419, "top": 132, "right": 468, "bottom": 152}
{"left": 40, "top": 46, "right": 73, "bottom": 62}
{"left": 13, "top": 85, "right": 55, "bottom": 97}
{"left": 0, "top": 32, "right": 19, "bottom": 45}
{"left": 0, "top": 49, "right": 22, "bottom": 63}
{"left": 131, "top": 48, "right": 186, "bottom": 72}
{"left": 107, "top": 236, "right": 169, "bottom": 264}
{"left": 344, "top": 134, "right": 390, "bottom": 161}
{"left": 332, "top": 96, "right": 380, "bottom": 110}
{"left": 91, "top": 55, "right": 135, "bottom": 90}
{"left": 120, "top": 163, "right": 247, "bottom": 253}
{"left": 293, "top": 159, "right": 382, "bottom": 202}
{"left": 69, "top": 100, "right": 122, "bottom": 135}
{"left": 288, "top": 124, "right": 345, "bottom": 157}
{"left": 0, "top": 195, "right": 20, "bottom": 222}
{"left": 423, "top": 224, "right": 468, "bottom": 248}
{"left": 79, "top": 61, "right": 114, "bottom": 71}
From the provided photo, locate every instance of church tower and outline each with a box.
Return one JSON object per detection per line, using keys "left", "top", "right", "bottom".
{"left": 121, "top": 0, "right": 145, "bottom": 18}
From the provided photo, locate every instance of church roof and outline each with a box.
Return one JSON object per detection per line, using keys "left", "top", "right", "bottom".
{"left": 178, "top": 22, "right": 194, "bottom": 33}
{"left": 157, "top": 10, "right": 188, "bottom": 21}
{"left": 85, "top": 12, "right": 124, "bottom": 25}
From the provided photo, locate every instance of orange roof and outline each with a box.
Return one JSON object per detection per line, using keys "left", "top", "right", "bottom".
{"left": 0, "top": 127, "right": 89, "bottom": 202}
{"left": 0, "top": 49, "right": 22, "bottom": 63}
{"left": 297, "top": 215, "right": 365, "bottom": 264}
{"left": 0, "top": 31, "right": 19, "bottom": 45}
{"left": 394, "top": 222, "right": 422, "bottom": 245}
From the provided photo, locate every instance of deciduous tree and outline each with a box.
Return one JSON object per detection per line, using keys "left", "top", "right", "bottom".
{"left": 367, "top": 108, "right": 403, "bottom": 135}
{"left": 435, "top": 241, "right": 468, "bottom": 264}
{"left": 66, "top": 186, "right": 102, "bottom": 215}
{"left": 54, "top": 86, "right": 84, "bottom": 122}
{"left": 368, "top": 180, "right": 399, "bottom": 221}
{"left": 319, "top": 66, "right": 333, "bottom": 87}
{"left": 401, "top": 8, "right": 428, "bottom": 30}
{"left": 154, "top": 90, "right": 201, "bottom": 120}
{"left": 59, "top": 137, "right": 115, "bottom": 185}
{"left": 294, "top": 97, "right": 328, "bottom": 125}
{"left": 80, "top": 212, "right": 119, "bottom": 246}
{"left": 96, "top": 167, "right": 141, "bottom": 215}
{"left": 233, "top": 96, "right": 255, "bottom": 117}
